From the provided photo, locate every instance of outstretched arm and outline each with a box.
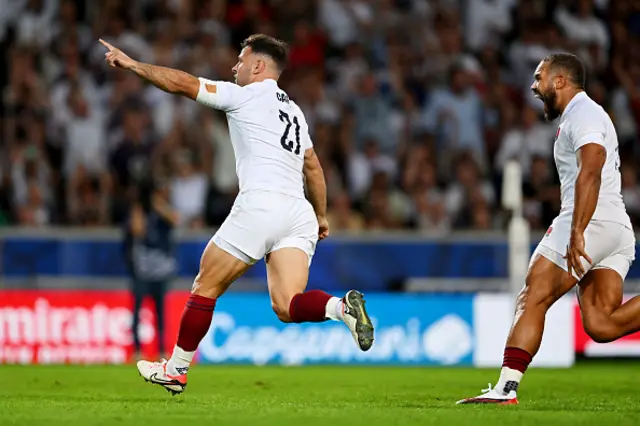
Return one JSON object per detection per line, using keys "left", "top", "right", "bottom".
{"left": 99, "top": 39, "right": 199, "bottom": 99}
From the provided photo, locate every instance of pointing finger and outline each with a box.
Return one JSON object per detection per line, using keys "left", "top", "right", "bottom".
{"left": 99, "top": 39, "right": 114, "bottom": 51}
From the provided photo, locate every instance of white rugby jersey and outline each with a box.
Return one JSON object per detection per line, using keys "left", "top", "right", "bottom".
{"left": 196, "top": 78, "right": 312, "bottom": 199}
{"left": 554, "top": 91, "right": 632, "bottom": 229}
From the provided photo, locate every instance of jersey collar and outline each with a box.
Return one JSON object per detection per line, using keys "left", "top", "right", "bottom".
{"left": 246, "top": 78, "right": 279, "bottom": 88}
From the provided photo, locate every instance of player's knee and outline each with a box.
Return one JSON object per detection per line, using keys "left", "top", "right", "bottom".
{"left": 583, "top": 315, "right": 618, "bottom": 343}
{"left": 191, "top": 270, "right": 223, "bottom": 299}
{"left": 272, "top": 301, "right": 293, "bottom": 323}
{"left": 584, "top": 324, "right": 617, "bottom": 344}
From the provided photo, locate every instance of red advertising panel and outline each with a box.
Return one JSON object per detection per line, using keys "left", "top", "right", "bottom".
{"left": 0, "top": 290, "right": 172, "bottom": 364}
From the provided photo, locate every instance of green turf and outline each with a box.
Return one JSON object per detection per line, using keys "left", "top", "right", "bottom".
{"left": 0, "top": 363, "right": 638, "bottom": 425}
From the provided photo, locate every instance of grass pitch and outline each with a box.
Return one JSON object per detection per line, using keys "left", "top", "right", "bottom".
{"left": 0, "top": 362, "right": 638, "bottom": 425}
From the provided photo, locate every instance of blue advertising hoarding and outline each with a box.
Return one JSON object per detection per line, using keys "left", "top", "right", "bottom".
{"left": 195, "top": 294, "right": 474, "bottom": 366}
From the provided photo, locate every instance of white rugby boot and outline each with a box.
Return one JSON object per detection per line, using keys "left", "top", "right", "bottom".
{"left": 456, "top": 383, "right": 519, "bottom": 405}
{"left": 137, "top": 359, "right": 187, "bottom": 396}
{"left": 342, "top": 290, "right": 374, "bottom": 351}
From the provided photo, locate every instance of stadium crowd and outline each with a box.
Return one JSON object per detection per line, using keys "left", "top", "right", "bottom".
{"left": 0, "top": 0, "right": 639, "bottom": 232}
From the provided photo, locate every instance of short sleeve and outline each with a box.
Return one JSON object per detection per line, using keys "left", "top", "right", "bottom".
{"left": 195, "top": 78, "right": 252, "bottom": 112}
{"left": 296, "top": 108, "right": 313, "bottom": 151}
{"left": 572, "top": 115, "right": 606, "bottom": 152}
{"left": 303, "top": 127, "right": 313, "bottom": 151}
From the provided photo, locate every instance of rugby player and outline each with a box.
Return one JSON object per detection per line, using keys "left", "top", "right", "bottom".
{"left": 458, "top": 53, "right": 636, "bottom": 405}
{"left": 99, "top": 34, "right": 374, "bottom": 395}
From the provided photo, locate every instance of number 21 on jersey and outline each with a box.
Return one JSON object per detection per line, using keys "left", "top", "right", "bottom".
{"left": 279, "top": 110, "right": 301, "bottom": 155}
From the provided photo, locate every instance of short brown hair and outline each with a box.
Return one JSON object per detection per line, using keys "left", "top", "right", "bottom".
{"left": 241, "top": 34, "right": 289, "bottom": 71}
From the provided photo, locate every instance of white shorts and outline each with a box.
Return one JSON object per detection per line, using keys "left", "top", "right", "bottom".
{"left": 212, "top": 191, "right": 319, "bottom": 265}
{"left": 531, "top": 216, "right": 636, "bottom": 281}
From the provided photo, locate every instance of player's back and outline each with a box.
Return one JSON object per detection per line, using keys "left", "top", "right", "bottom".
{"left": 554, "top": 92, "right": 632, "bottom": 229}
{"left": 196, "top": 78, "right": 311, "bottom": 200}
{"left": 195, "top": 77, "right": 318, "bottom": 264}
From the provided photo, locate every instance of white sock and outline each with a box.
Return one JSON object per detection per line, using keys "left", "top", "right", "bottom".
{"left": 325, "top": 297, "right": 344, "bottom": 321}
{"left": 494, "top": 367, "right": 523, "bottom": 395}
{"left": 166, "top": 345, "right": 195, "bottom": 376}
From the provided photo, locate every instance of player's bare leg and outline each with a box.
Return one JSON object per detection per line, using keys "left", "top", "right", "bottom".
{"left": 137, "top": 239, "right": 251, "bottom": 394}
{"left": 457, "top": 254, "right": 577, "bottom": 405}
{"left": 578, "top": 269, "right": 640, "bottom": 343}
{"left": 266, "top": 247, "right": 374, "bottom": 351}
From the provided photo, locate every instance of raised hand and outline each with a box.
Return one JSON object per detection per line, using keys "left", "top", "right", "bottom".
{"left": 99, "top": 39, "right": 136, "bottom": 70}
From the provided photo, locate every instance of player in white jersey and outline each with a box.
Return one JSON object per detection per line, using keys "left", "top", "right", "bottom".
{"left": 99, "top": 35, "right": 374, "bottom": 395}
{"left": 458, "top": 53, "right": 636, "bottom": 405}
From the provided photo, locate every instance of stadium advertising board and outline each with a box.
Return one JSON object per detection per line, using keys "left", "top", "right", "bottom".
{"left": 189, "top": 294, "right": 475, "bottom": 366}
{"left": 0, "top": 291, "right": 475, "bottom": 366}
{"left": 473, "top": 294, "right": 574, "bottom": 367}
{"left": 0, "top": 291, "right": 575, "bottom": 366}
{"left": 0, "top": 290, "right": 161, "bottom": 364}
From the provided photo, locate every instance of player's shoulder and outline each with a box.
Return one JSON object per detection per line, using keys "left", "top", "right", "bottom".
{"left": 570, "top": 93, "right": 607, "bottom": 119}
{"left": 223, "top": 80, "right": 283, "bottom": 113}
{"left": 567, "top": 94, "right": 610, "bottom": 129}
{"left": 245, "top": 80, "right": 293, "bottom": 105}
{"left": 287, "top": 98, "right": 305, "bottom": 116}
{"left": 272, "top": 89, "right": 308, "bottom": 124}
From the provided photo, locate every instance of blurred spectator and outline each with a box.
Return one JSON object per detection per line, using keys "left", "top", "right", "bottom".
{"left": 110, "top": 105, "right": 155, "bottom": 222}
{"left": 346, "top": 138, "right": 397, "bottom": 202}
{"left": 288, "top": 20, "right": 325, "bottom": 70}
{"left": 555, "top": 0, "right": 609, "bottom": 51}
{"left": 199, "top": 109, "right": 237, "bottom": 194}
{"left": 169, "top": 151, "right": 208, "bottom": 229}
{"left": 496, "top": 104, "right": 555, "bottom": 177}
{"left": 422, "top": 61, "right": 487, "bottom": 175}
{"left": 227, "top": 0, "right": 272, "bottom": 48}
{"left": 351, "top": 72, "right": 397, "bottom": 154}
{"left": 326, "top": 191, "right": 365, "bottom": 231}
{"left": 333, "top": 42, "right": 368, "bottom": 99}
{"left": 63, "top": 85, "right": 108, "bottom": 180}
{"left": 15, "top": 0, "right": 58, "bottom": 49}
{"left": 0, "top": 0, "right": 638, "bottom": 232}
{"left": 11, "top": 142, "right": 53, "bottom": 225}
{"left": 0, "top": 165, "right": 11, "bottom": 226}
{"left": 622, "top": 164, "right": 640, "bottom": 228}
{"left": 128, "top": 180, "right": 178, "bottom": 360}
{"left": 318, "top": 0, "right": 372, "bottom": 49}
{"left": 410, "top": 161, "right": 450, "bottom": 232}
{"left": 51, "top": 0, "right": 93, "bottom": 55}
{"left": 465, "top": 0, "right": 514, "bottom": 52}
{"left": 523, "top": 156, "right": 561, "bottom": 229}
{"left": 444, "top": 153, "right": 496, "bottom": 229}
{"left": 16, "top": 174, "right": 50, "bottom": 226}
{"left": 364, "top": 171, "right": 413, "bottom": 229}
